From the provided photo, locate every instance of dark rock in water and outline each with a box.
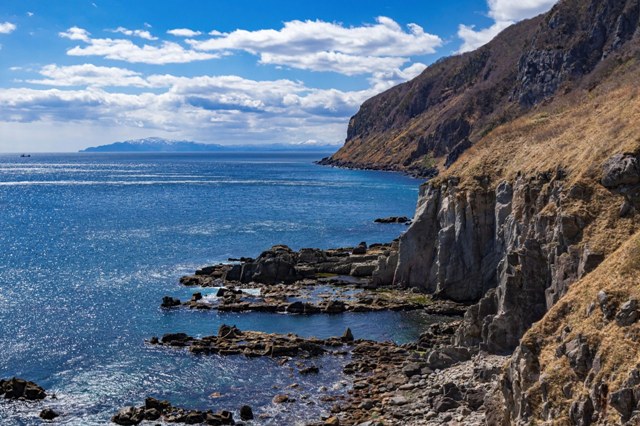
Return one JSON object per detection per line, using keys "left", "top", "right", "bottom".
{"left": 145, "top": 397, "right": 171, "bottom": 411}
{"left": 286, "top": 301, "right": 305, "bottom": 314}
{"left": 218, "top": 324, "right": 242, "bottom": 339}
{"left": 161, "top": 296, "right": 181, "bottom": 308}
{"left": 272, "top": 394, "right": 291, "bottom": 404}
{"left": 240, "top": 404, "right": 254, "bottom": 420}
{"left": 323, "top": 300, "right": 346, "bottom": 314}
{"left": 39, "top": 408, "right": 60, "bottom": 420}
{"left": 341, "top": 328, "right": 354, "bottom": 342}
{"left": 184, "top": 410, "right": 205, "bottom": 424}
{"left": 206, "top": 410, "right": 234, "bottom": 425}
{"left": 374, "top": 216, "right": 410, "bottom": 224}
{"left": 143, "top": 407, "right": 161, "bottom": 420}
{"left": 190, "top": 292, "right": 202, "bottom": 302}
{"left": 299, "top": 365, "right": 320, "bottom": 375}
{"left": 0, "top": 377, "right": 46, "bottom": 400}
{"left": 112, "top": 406, "right": 144, "bottom": 425}
{"left": 161, "top": 333, "right": 190, "bottom": 345}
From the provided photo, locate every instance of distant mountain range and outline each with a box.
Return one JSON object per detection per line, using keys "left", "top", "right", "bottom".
{"left": 79, "top": 137, "right": 340, "bottom": 153}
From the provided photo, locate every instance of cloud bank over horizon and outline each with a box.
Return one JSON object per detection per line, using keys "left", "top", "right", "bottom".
{"left": 0, "top": 0, "right": 558, "bottom": 152}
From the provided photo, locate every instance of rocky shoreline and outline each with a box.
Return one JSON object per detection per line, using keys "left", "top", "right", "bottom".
{"left": 141, "top": 240, "right": 504, "bottom": 425}
{"left": 315, "top": 157, "right": 437, "bottom": 179}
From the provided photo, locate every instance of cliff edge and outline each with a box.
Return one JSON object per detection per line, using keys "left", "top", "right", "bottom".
{"left": 322, "top": 0, "right": 640, "bottom": 178}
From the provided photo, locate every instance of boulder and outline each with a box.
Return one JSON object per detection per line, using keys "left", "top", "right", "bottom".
{"left": 341, "top": 328, "right": 354, "bottom": 342}
{"left": 218, "top": 324, "right": 242, "bottom": 339}
{"left": 374, "top": 216, "right": 410, "bottom": 224}
{"left": 349, "top": 262, "right": 377, "bottom": 277}
{"left": 161, "top": 296, "right": 181, "bottom": 308}
{"left": 240, "top": 405, "right": 254, "bottom": 421}
{"left": 252, "top": 245, "right": 299, "bottom": 284}
{"left": 323, "top": 300, "right": 346, "bottom": 314}
{"left": 272, "top": 394, "right": 291, "bottom": 404}
{"left": 39, "top": 408, "right": 60, "bottom": 420}
{"left": 352, "top": 242, "right": 367, "bottom": 255}
{"left": 111, "top": 406, "right": 144, "bottom": 425}
{"left": 0, "top": 377, "right": 46, "bottom": 400}
{"left": 615, "top": 299, "right": 639, "bottom": 326}
{"left": 161, "top": 333, "right": 190, "bottom": 345}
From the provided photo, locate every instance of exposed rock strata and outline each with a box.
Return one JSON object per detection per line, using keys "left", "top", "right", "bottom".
{"left": 394, "top": 167, "right": 609, "bottom": 353}
{"left": 498, "top": 235, "right": 640, "bottom": 425}
{"left": 180, "top": 243, "right": 399, "bottom": 287}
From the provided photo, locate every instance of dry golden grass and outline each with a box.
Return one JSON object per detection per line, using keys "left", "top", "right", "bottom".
{"left": 442, "top": 69, "right": 640, "bottom": 189}
{"left": 519, "top": 230, "right": 640, "bottom": 424}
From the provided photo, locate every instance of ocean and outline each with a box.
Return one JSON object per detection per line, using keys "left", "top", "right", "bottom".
{"left": 0, "top": 152, "right": 431, "bottom": 425}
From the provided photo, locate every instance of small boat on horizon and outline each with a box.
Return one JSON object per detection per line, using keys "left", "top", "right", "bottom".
{"left": 20, "top": 154, "right": 31, "bottom": 157}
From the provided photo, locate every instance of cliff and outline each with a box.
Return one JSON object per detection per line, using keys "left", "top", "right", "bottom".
{"left": 389, "top": 64, "right": 640, "bottom": 424}
{"left": 349, "top": 1, "right": 640, "bottom": 423}
{"left": 322, "top": 0, "right": 640, "bottom": 176}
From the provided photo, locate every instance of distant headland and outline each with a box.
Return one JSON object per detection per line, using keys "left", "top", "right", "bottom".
{"left": 79, "top": 137, "right": 340, "bottom": 153}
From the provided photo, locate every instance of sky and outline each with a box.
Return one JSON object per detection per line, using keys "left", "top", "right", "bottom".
{"left": 0, "top": 0, "right": 557, "bottom": 152}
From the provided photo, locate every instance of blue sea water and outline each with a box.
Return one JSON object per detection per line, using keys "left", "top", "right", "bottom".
{"left": 0, "top": 152, "right": 431, "bottom": 425}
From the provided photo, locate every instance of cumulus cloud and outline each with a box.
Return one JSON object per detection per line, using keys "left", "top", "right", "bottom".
{"left": 0, "top": 70, "right": 376, "bottom": 144}
{"left": 26, "top": 64, "right": 150, "bottom": 88}
{"left": 0, "top": 22, "right": 16, "bottom": 34}
{"left": 59, "top": 26, "right": 91, "bottom": 42}
{"left": 110, "top": 26, "right": 157, "bottom": 40}
{"left": 189, "top": 17, "right": 442, "bottom": 75}
{"left": 457, "top": 0, "right": 557, "bottom": 53}
{"left": 167, "top": 28, "right": 202, "bottom": 37}
{"left": 457, "top": 20, "right": 512, "bottom": 53}
{"left": 58, "top": 27, "right": 218, "bottom": 64}
{"left": 369, "top": 62, "right": 427, "bottom": 91}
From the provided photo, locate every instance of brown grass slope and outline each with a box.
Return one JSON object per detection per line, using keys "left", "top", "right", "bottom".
{"left": 511, "top": 229, "right": 640, "bottom": 425}
{"left": 440, "top": 38, "right": 640, "bottom": 426}
{"left": 325, "top": 0, "right": 640, "bottom": 176}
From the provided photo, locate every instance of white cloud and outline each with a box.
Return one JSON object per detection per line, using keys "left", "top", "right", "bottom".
{"left": 457, "top": 20, "right": 512, "bottom": 53}
{"left": 27, "top": 12, "right": 34, "bottom": 17}
{"left": 110, "top": 27, "right": 157, "bottom": 41}
{"left": 167, "top": 28, "right": 202, "bottom": 37}
{"left": 58, "top": 27, "right": 218, "bottom": 64}
{"left": 59, "top": 26, "right": 91, "bottom": 42}
{"left": 26, "top": 64, "right": 150, "bottom": 88}
{"left": 457, "top": 0, "right": 557, "bottom": 53}
{"left": 0, "top": 22, "right": 17, "bottom": 34}
{"left": 369, "top": 62, "right": 427, "bottom": 91}
{"left": 0, "top": 72, "right": 375, "bottom": 145}
{"left": 189, "top": 17, "right": 442, "bottom": 75}
{"left": 488, "top": 0, "right": 558, "bottom": 21}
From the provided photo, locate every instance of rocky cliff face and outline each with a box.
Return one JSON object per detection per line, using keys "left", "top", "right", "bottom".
{"left": 394, "top": 169, "right": 607, "bottom": 353}
{"left": 323, "top": 0, "right": 640, "bottom": 175}
{"left": 387, "top": 67, "right": 640, "bottom": 422}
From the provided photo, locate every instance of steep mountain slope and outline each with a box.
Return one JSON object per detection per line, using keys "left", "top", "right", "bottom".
{"left": 322, "top": 0, "right": 640, "bottom": 176}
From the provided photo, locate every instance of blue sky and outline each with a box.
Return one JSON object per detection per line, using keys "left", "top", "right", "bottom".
{"left": 0, "top": 0, "right": 557, "bottom": 152}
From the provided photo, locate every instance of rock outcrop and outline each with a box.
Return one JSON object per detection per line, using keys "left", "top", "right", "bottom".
{"left": 180, "top": 243, "right": 400, "bottom": 287}
{"left": 0, "top": 377, "right": 46, "bottom": 400}
{"left": 498, "top": 233, "right": 640, "bottom": 425}
{"left": 394, "top": 168, "right": 609, "bottom": 353}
